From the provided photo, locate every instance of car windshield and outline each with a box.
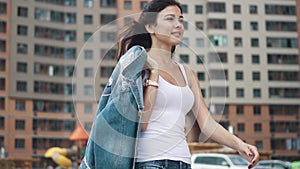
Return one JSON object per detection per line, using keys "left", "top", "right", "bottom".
{"left": 228, "top": 155, "right": 248, "bottom": 166}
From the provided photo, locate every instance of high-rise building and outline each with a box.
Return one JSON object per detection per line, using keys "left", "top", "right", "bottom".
{"left": 0, "top": 0, "right": 299, "bottom": 167}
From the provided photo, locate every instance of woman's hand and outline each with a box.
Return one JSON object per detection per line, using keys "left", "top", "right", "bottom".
{"left": 237, "top": 142, "right": 259, "bottom": 168}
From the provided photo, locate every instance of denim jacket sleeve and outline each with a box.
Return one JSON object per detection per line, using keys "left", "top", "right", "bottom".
{"left": 80, "top": 45, "right": 147, "bottom": 169}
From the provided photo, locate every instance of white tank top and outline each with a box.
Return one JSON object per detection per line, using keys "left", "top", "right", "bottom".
{"left": 136, "top": 63, "right": 195, "bottom": 164}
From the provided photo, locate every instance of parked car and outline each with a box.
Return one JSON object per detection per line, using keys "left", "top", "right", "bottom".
{"left": 254, "top": 160, "right": 291, "bottom": 169}
{"left": 191, "top": 153, "right": 249, "bottom": 169}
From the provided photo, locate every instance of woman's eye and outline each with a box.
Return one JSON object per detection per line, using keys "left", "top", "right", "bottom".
{"left": 166, "top": 17, "right": 174, "bottom": 21}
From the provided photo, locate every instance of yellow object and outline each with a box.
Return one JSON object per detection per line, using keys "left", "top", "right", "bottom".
{"left": 44, "top": 147, "right": 72, "bottom": 168}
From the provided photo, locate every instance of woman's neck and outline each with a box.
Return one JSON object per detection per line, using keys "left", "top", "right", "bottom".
{"left": 147, "top": 48, "right": 173, "bottom": 65}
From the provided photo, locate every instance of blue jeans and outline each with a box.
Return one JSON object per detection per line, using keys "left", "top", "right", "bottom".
{"left": 135, "top": 160, "right": 192, "bottom": 169}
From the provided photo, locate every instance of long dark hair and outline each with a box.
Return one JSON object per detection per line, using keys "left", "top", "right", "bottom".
{"left": 116, "top": 0, "right": 182, "bottom": 59}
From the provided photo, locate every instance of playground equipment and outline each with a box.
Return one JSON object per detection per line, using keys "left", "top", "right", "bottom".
{"left": 44, "top": 125, "right": 88, "bottom": 168}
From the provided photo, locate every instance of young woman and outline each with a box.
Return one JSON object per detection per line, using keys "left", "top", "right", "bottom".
{"left": 117, "top": 0, "right": 260, "bottom": 169}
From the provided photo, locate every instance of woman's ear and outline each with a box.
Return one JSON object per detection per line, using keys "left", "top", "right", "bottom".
{"left": 145, "top": 24, "right": 155, "bottom": 34}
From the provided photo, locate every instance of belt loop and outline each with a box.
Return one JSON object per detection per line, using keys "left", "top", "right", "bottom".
{"left": 165, "top": 159, "right": 168, "bottom": 168}
{"left": 179, "top": 161, "right": 182, "bottom": 169}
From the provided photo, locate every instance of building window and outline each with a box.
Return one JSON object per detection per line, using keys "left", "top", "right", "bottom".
{"left": 253, "top": 88, "right": 261, "bottom": 98}
{"left": 236, "top": 88, "right": 244, "bottom": 98}
{"left": 180, "top": 37, "right": 189, "bottom": 47}
{"left": 0, "top": 20, "right": 7, "bottom": 33}
{"left": 208, "top": 19, "right": 226, "bottom": 29}
{"left": 84, "top": 50, "right": 93, "bottom": 60}
{"left": 233, "top": 4, "right": 241, "bottom": 14}
{"left": 35, "top": 26, "right": 76, "bottom": 41}
{"left": 100, "top": 31, "right": 116, "bottom": 42}
{"left": 84, "top": 15, "right": 93, "bottom": 24}
{"left": 235, "top": 54, "right": 243, "bottom": 64}
{"left": 183, "top": 21, "right": 188, "bottom": 30}
{"left": 250, "top": 22, "right": 258, "bottom": 31}
{"left": 0, "top": 116, "right": 4, "bottom": 130}
{"left": 100, "top": 14, "right": 117, "bottom": 25}
{"left": 84, "top": 32, "right": 93, "bottom": 42}
{"left": 16, "top": 100, "right": 26, "bottom": 111}
{"left": 253, "top": 105, "right": 261, "bottom": 115}
{"left": 0, "top": 39, "right": 6, "bottom": 52}
{"left": 15, "top": 120, "right": 25, "bottom": 130}
{"left": 236, "top": 105, "right": 244, "bottom": 115}
{"left": 84, "top": 103, "right": 93, "bottom": 114}
{"left": 100, "top": 66, "right": 114, "bottom": 77}
{"left": 209, "top": 35, "right": 227, "bottom": 47}
{"left": 140, "top": 1, "right": 147, "bottom": 10}
{"left": 265, "top": 4, "right": 296, "bottom": 15}
{"left": 0, "top": 97, "right": 4, "bottom": 110}
{"left": 252, "top": 72, "right": 260, "bottom": 81}
{"left": 196, "top": 55, "right": 204, "bottom": 64}
{"left": 195, "top": 5, "right": 203, "bottom": 14}
{"left": 17, "top": 62, "right": 27, "bottom": 73}
{"left": 179, "top": 54, "right": 189, "bottom": 63}
{"left": 267, "top": 54, "right": 298, "bottom": 65}
{"left": 84, "top": 68, "right": 93, "bottom": 77}
{"left": 17, "top": 43, "right": 28, "bottom": 54}
{"left": 254, "top": 123, "right": 262, "bottom": 132}
{"left": 17, "top": 7, "right": 28, "bottom": 17}
{"left": 251, "top": 38, "right": 259, "bottom": 47}
{"left": 267, "top": 37, "right": 298, "bottom": 48}
{"left": 210, "top": 87, "right": 229, "bottom": 97}
{"left": 124, "top": 1, "right": 132, "bottom": 10}
{"left": 255, "top": 141, "right": 263, "bottom": 150}
{"left": 207, "top": 2, "right": 226, "bottom": 13}
{"left": 237, "top": 123, "right": 245, "bottom": 132}
{"left": 195, "top": 21, "right": 204, "bottom": 30}
{"left": 197, "top": 72, "right": 205, "bottom": 81}
{"left": 252, "top": 54, "right": 260, "bottom": 64}
{"left": 101, "top": 48, "right": 116, "bottom": 60}
{"left": 0, "top": 2, "right": 7, "bottom": 14}
{"left": 17, "top": 25, "right": 28, "bottom": 36}
{"left": 201, "top": 89, "right": 206, "bottom": 98}
{"left": 196, "top": 38, "right": 204, "bottom": 48}
{"left": 0, "top": 78, "right": 4, "bottom": 90}
{"left": 249, "top": 5, "right": 257, "bottom": 14}
{"left": 234, "top": 37, "right": 242, "bottom": 47}
{"left": 0, "top": 59, "right": 5, "bottom": 72}
{"left": 16, "top": 81, "right": 27, "bottom": 92}
{"left": 84, "top": 0, "right": 93, "bottom": 8}
{"left": 210, "top": 69, "right": 228, "bottom": 80}
{"left": 84, "top": 85, "right": 93, "bottom": 96}
{"left": 266, "top": 21, "right": 297, "bottom": 32}
{"left": 208, "top": 52, "right": 228, "bottom": 63}
{"left": 233, "top": 21, "right": 241, "bottom": 30}
{"left": 15, "top": 139, "right": 25, "bottom": 149}
{"left": 100, "top": 0, "right": 116, "bottom": 8}
{"left": 235, "top": 71, "right": 243, "bottom": 80}
{"left": 181, "top": 4, "right": 188, "bottom": 13}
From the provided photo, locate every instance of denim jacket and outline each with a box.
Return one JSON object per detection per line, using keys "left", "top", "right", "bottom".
{"left": 80, "top": 46, "right": 147, "bottom": 169}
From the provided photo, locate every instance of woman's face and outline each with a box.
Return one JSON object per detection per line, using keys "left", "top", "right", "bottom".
{"left": 150, "top": 5, "right": 184, "bottom": 46}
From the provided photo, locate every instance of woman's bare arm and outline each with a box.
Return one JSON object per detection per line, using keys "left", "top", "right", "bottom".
{"left": 185, "top": 66, "right": 259, "bottom": 168}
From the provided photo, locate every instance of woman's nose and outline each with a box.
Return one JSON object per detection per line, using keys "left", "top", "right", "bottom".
{"left": 175, "top": 21, "right": 183, "bottom": 29}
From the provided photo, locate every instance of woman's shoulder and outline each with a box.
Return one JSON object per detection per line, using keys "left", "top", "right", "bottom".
{"left": 179, "top": 63, "right": 198, "bottom": 86}
{"left": 180, "top": 63, "right": 196, "bottom": 76}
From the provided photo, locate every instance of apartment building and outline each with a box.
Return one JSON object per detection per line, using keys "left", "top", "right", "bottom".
{"left": 0, "top": 0, "right": 10, "bottom": 157}
{"left": 0, "top": 0, "right": 299, "bottom": 167}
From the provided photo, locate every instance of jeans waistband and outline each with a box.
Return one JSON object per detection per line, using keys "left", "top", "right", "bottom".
{"left": 135, "top": 159, "right": 191, "bottom": 169}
